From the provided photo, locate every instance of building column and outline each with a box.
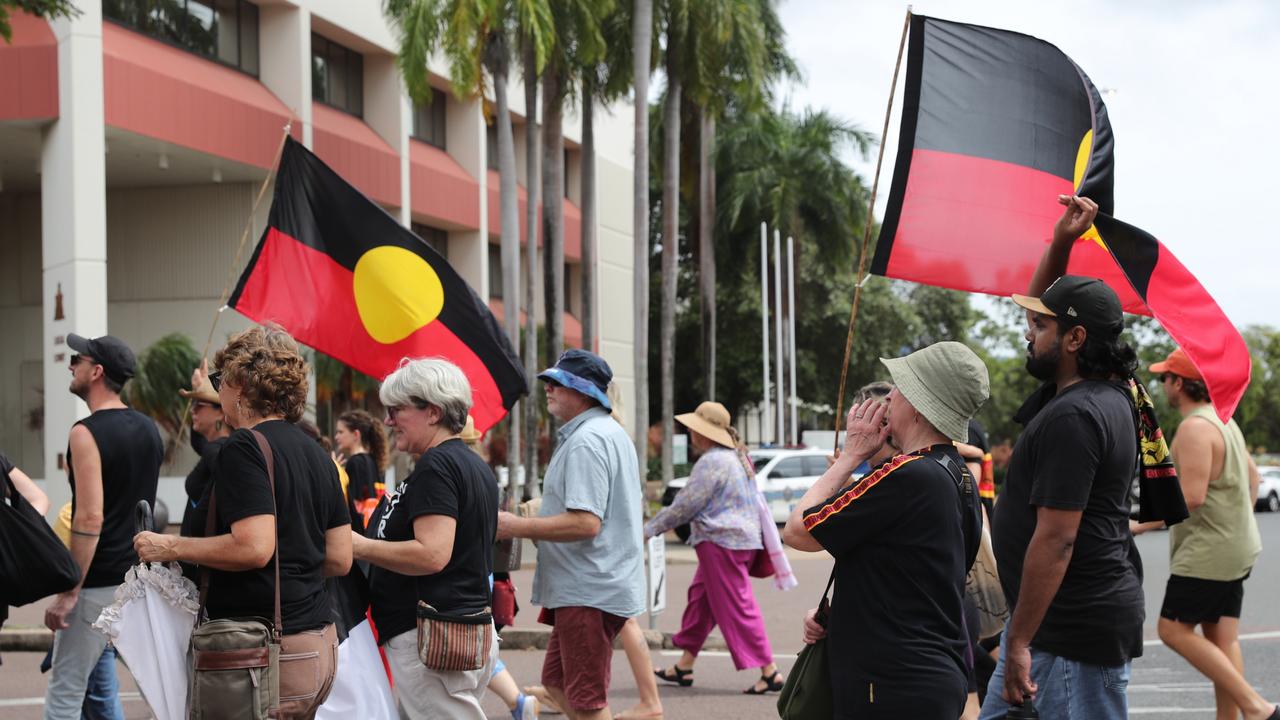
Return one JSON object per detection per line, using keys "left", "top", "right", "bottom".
{"left": 41, "top": 1, "right": 107, "bottom": 500}
{"left": 259, "top": 3, "right": 312, "bottom": 147}
{"left": 445, "top": 93, "right": 488, "bottom": 295}
{"left": 363, "top": 52, "right": 411, "bottom": 226}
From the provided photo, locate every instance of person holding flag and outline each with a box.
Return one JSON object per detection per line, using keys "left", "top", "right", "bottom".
{"left": 982, "top": 196, "right": 1149, "bottom": 719}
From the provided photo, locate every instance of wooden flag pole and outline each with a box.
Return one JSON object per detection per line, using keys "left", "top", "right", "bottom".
{"left": 181, "top": 123, "right": 293, "bottom": 431}
{"left": 832, "top": 7, "right": 912, "bottom": 451}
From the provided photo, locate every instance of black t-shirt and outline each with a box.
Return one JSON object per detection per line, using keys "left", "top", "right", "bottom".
{"left": 967, "top": 419, "right": 990, "bottom": 453}
{"left": 345, "top": 454, "right": 379, "bottom": 502}
{"left": 367, "top": 439, "right": 498, "bottom": 644}
{"left": 804, "top": 445, "right": 980, "bottom": 693}
{"left": 204, "top": 421, "right": 349, "bottom": 634}
{"left": 181, "top": 437, "right": 227, "bottom": 538}
{"left": 69, "top": 409, "right": 163, "bottom": 588}
{"left": 992, "top": 380, "right": 1144, "bottom": 666}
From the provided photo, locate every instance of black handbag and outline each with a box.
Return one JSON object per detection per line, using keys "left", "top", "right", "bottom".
{"left": 0, "top": 471, "right": 81, "bottom": 606}
{"left": 776, "top": 569, "right": 835, "bottom": 720}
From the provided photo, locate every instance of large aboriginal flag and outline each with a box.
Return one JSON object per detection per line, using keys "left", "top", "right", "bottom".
{"left": 870, "top": 14, "right": 1250, "bottom": 421}
{"left": 229, "top": 137, "right": 526, "bottom": 432}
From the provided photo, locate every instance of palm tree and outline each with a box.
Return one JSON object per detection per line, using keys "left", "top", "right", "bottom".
{"left": 521, "top": 38, "right": 541, "bottom": 499}
{"left": 124, "top": 333, "right": 202, "bottom": 464}
{"left": 657, "top": 0, "right": 687, "bottom": 485}
{"left": 632, "top": 0, "right": 655, "bottom": 470}
{"left": 383, "top": 0, "right": 553, "bottom": 492}
{"left": 684, "top": 0, "right": 796, "bottom": 402}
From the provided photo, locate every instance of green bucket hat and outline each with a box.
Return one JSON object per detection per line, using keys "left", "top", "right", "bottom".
{"left": 879, "top": 341, "right": 990, "bottom": 442}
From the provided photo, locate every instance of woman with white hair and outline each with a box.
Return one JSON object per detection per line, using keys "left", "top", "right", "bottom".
{"left": 351, "top": 358, "right": 499, "bottom": 719}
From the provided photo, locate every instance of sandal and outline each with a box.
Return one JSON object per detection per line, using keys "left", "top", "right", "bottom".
{"left": 654, "top": 665, "right": 694, "bottom": 687}
{"left": 743, "top": 670, "right": 784, "bottom": 695}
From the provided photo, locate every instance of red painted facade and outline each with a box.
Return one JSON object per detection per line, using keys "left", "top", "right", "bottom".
{"left": 102, "top": 23, "right": 297, "bottom": 169}
{"left": 410, "top": 139, "right": 480, "bottom": 229}
{"left": 0, "top": 11, "right": 58, "bottom": 121}
{"left": 311, "top": 102, "right": 400, "bottom": 208}
{"left": 488, "top": 298, "right": 583, "bottom": 349}
{"left": 484, "top": 169, "right": 582, "bottom": 260}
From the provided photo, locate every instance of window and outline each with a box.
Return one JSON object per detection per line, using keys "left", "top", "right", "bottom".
{"left": 412, "top": 88, "right": 447, "bottom": 149}
{"left": 105, "top": 0, "right": 260, "bottom": 75}
{"left": 412, "top": 224, "right": 447, "bottom": 259}
{"left": 564, "top": 148, "right": 571, "bottom": 198}
{"left": 312, "top": 34, "right": 363, "bottom": 116}
{"left": 769, "top": 457, "right": 807, "bottom": 479}
{"left": 486, "top": 123, "right": 499, "bottom": 171}
{"left": 488, "top": 245, "right": 503, "bottom": 299}
{"left": 803, "top": 456, "right": 830, "bottom": 477}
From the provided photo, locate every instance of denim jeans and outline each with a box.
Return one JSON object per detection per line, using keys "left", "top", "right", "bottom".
{"left": 81, "top": 646, "right": 125, "bottom": 720}
{"left": 977, "top": 630, "right": 1130, "bottom": 720}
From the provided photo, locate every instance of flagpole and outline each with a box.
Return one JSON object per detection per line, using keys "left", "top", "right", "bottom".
{"left": 773, "top": 228, "right": 784, "bottom": 446}
{"left": 832, "top": 7, "right": 912, "bottom": 451}
{"left": 184, "top": 123, "right": 294, "bottom": 430}
{"left": 760, "top": 222, "right": 771, "bottom": 446}
{"left": 787, "top": 236, "right": 798, "bottom": 446}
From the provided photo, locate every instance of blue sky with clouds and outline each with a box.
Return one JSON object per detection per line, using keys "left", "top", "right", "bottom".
{"left": 776, "top": 0, "right": 1280, "bottom": 330}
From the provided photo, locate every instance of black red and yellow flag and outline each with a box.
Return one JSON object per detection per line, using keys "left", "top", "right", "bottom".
{"left": 871, "top": 14, "right": 1250, "bottom": 421}
{"left": 229, "top": 137, "right": 526, "bottom": 432}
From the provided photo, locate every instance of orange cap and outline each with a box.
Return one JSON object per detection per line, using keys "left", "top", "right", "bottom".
{"left": 1149, "top": 347, "right": 1202, "bottom": 381}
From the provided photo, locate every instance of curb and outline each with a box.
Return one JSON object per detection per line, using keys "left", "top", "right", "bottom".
{"left": 0, "top": 627, "right": 53, "bottom": 652}
{"left": 1, "top": 626, "right": 726, "bottom": 654}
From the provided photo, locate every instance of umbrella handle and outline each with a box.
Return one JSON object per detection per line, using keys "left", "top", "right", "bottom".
{"left": 135, "top": 499, "right": 155, "bottom": 534}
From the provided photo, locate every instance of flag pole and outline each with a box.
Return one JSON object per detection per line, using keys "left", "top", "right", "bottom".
{"left": 832, "top": 7, "right": 912, "bottom": 451}
{"left": 760, "top": 222, "right": 771, "bottom": 446}
{"left": 182, "top": 123, "right": 293, "bottom": 430}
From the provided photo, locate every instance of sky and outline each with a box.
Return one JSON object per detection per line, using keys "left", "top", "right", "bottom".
{"left": 776, "top": 0, "right": 1280, "bottom": 331}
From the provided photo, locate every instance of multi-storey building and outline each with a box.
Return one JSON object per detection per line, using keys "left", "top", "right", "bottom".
{"left": 0, "top": 1, "right": 637, "bottom": 510}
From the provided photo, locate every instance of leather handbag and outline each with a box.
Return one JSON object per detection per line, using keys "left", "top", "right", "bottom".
{"left": 777, "top": 569, "right": 835, "bottom": 720}
{"left": 188, "top": 430, "right": 282, "bottom": 720}
{"left": 415, "top": 601, "right": 494, "bottom": 672}
{"left": 747, "top": 547, "right": 775, "bottom": 579}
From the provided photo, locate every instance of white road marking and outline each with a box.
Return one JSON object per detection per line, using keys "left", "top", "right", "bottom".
{"left": 0, "top": 691, "right": 142, "bottom": 708}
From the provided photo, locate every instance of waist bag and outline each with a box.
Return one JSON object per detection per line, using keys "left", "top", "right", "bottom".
{"left": 189, "top": 429, "right": 281, "bottom": 720}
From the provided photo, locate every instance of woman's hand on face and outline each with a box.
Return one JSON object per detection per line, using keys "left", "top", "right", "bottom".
{"left": 843, "top": 399, "right": 889, "bottom": 462}
{"left": 133, "top": 531, "right": 180, "bottom": 563}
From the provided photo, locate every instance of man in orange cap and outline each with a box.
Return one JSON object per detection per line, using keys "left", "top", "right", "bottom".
{"left": 1137, "top": 347, "right": 1274, "bottom": 720}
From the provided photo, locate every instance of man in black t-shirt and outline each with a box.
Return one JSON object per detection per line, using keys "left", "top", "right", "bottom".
{"left": 979, "top": 196, "right": 1144, "bottom": 720}
{"left": 45, "top": 334, "right": 162, "bottom": 720}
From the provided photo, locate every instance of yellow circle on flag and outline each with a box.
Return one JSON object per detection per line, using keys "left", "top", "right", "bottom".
{"left": 353, "top": 246, "right": 444, "bottom": 344}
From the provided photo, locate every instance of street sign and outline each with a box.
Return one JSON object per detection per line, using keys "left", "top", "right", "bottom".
{"left": 648, "top": 535, "right": 666, "bottom": 615}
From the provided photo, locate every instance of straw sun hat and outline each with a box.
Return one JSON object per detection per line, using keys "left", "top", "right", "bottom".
{"left": 675, "top": 401, "right": 736, "bottom": 449}
{"left": 879, "top": 341, "right": 989, "bottom": 443}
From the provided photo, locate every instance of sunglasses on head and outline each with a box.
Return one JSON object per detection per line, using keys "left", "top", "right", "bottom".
{"left": 209, "top": 371, "right": 223, "bottom": 391}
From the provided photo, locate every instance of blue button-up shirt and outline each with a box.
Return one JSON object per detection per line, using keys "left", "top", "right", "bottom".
{"left": 531, "top": 407, "right": 646, "bottom": 618}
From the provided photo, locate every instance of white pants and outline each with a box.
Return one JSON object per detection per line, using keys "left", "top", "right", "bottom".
{"left": 384, "top": 626, "right": 497, "bottom": 720}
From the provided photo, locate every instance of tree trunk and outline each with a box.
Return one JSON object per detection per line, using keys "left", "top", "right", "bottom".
{"left": 660, "top": 50, "right": 682, "bottom": 486}
{"left": 632, "top": 0, "right": 653, "bottom": 474}
{"left": 493, "top": 60, "right": 521, "bottom": 497}
{"left": 541, "top": 64, "right": 565, "bottom": 375}
{"left": 581, "top": 80, "right": 597, "bottom": 354}
{"left": 699, "top": 108, "right": 716, "bottom": 401}
{"left": 522, "top": 42, "right": 541, "bottom": 501}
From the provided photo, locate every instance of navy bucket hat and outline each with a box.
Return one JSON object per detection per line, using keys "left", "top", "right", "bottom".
{"left": 538, "top": 349, "right": 613, "bottom": 411}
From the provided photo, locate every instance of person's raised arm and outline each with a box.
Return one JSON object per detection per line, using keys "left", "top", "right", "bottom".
{"left": 783, "top": 399, "right": 888, "bottom": 552}
{"left": 1028, "top": 195, "right": 1099, "bottom": 296}
{"left": 8, "top": 463, "right": 49, "bottom": 516}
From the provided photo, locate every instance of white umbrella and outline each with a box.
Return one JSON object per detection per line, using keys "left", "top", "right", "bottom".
{"left": 93, "top": 561, "right": 199, "bottom": 720}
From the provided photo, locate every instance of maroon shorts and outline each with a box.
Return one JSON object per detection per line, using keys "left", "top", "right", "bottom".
{"left": 539, "top": 606, "right": 629, "bottom": 711}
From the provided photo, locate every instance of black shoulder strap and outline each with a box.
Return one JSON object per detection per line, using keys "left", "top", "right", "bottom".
{"left": 932, "top": 452, "right": 973, "bottom": 499}
{"left": 932, "top": 452, "right": 981, "bottom": 569}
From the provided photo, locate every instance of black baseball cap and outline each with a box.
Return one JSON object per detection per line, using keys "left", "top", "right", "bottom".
{"left": 67, "top": 334, "right": 137, "bottom": 384}
{"left": 1012, "top": 275, "right": 1124, "bottom": 337}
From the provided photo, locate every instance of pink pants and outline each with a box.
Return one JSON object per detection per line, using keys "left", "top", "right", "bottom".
{"left": 672, "top": 542, "right": 774, "bottom": 671}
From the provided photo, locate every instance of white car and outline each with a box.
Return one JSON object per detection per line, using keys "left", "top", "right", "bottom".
{"left": 1257, "top": 467, "right": 1280, "bottom": 513}
{"left": 660, "top": 447, "right": 852, "bottom": 541}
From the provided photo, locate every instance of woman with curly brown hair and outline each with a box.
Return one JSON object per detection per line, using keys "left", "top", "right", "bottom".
{"left": 335, "top": 409, "right": 388, "bottom": 529}
{"left": 134, "top": 326, "right": 353, "bottom": 719}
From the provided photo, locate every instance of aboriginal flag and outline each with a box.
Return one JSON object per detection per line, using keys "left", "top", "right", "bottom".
{"left": 870, "top": 15, "right": 1250, "bottom": 420}
{"left": 229, "top": 137, "right": 527, "bottom": 432}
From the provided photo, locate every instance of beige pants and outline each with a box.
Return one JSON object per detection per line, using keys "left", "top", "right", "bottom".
{"left": 384, "top": 627, "right": 497, "bottom": 720}
{"left": 278, "top": 623, "right": 339, "bottom": 720}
